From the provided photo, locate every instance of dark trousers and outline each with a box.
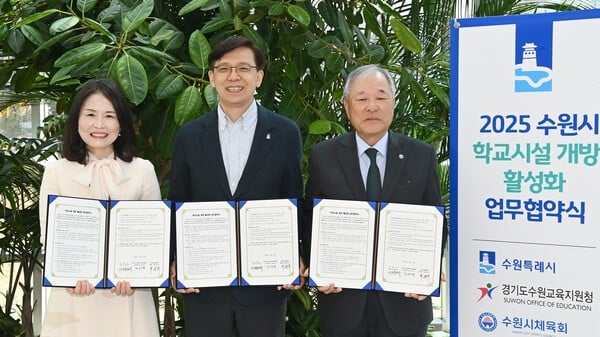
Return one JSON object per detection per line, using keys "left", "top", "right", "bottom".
{"left": 182, "top": 288, "right": 287, "bottom": 337}
{"left": 321, "top": 292, "right": 429, "bottom": 337}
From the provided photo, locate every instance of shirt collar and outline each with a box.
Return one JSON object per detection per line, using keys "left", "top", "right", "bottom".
{"left": 355, "top": 132, "right": 388, "bottom": 157}
{"left": 218, "top": 100, "right": 258, "bottom": 131}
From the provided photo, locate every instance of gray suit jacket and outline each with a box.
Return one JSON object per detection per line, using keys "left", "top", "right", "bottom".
{"left": 302, "top": 130, "right": 447, "bottom": 335}
{"left": 168, "top": 104, "right": 303, "bottom": 306}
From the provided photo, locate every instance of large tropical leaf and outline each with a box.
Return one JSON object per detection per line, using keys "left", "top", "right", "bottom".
{"left": 115, "top": 53, "right": 148, "bottom": 105}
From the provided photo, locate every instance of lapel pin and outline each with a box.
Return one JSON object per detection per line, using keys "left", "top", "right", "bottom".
{"left": 399, "top": 154, "right": 404, "bottom": 159}
{"left": 266, "top": 134, "right": 271, "bottom": 139}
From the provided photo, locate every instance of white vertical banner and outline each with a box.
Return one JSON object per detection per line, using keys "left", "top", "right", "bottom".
{"left": 450, "top": 10, "right": 600, "bottom": 337}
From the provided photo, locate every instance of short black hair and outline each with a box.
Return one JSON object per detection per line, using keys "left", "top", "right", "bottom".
{"left": 208, "top": 35, "right": 267, "bottom": 70}
{"left": 61, "top": 78, "right": 137, "bottom": 164}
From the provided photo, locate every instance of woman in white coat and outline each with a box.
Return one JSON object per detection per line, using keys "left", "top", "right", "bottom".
{"left": 39, "top": 79, "right": 161, "bottom": 337}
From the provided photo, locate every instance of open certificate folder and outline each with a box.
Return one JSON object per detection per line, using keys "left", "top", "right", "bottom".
{"left": 175, "top": 199, "right": 301, "bottom": 288}
{"left": 43, "top": 195, "right": 172, "bottom": 288}
{"left": 308, "top": 198, "right": 445, "bottom": 296}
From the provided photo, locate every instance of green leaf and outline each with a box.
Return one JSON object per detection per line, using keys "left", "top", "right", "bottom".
{"left": 307, "top": 39, "right": 330, "bottom": 58}
{"left": 122, "top": 0, "right": 154, "bottom": 33}
{"left": 163, "top": 31, "right": 185, "bottom": 51}
{"left": 188, "top": 30, "right": 210, "bottom": 71}
{"left": 97, "top": 58, "right": 119, "bottom": 79}
{"left": 13, "top": 64, "right": 39, "bottom": 92}
{"left": 50, "top": 65, "right": 75, "bottom": 84}
{"left": 268, "top": 2, "right": 285, "bottom": 16}
{"left": 15, "top": 9, "right": 58, "bottom": 27}
{"left": 49, "top": 16, "right": 80, "bottom": 35}
{"left": 7, "top": 29, "right": 25, "bottom": 53}
{"left": 366, "top": 45, "right": 385, "bottom": 63}
{"left": 54, "top": 43, "right": 106, "bottom": 67}
{"left": 233, "top": 16, "right": 243, "bottom": 31}
{"left": 325, "top": 52, "right": 344, "bottom": 73}
{"left": 362, "top": 3, "right": 387, "bottom": 47}
{"left": 293, "top": 288, "right": 312, "bottom": 310}
{"left": 115, "top": 54, "right": 148, "bottom": 105}
{"left": 178, "top": 0, "right": 209, "bottom": 16}
{"left": 200, "top": 17, "right": 231, "bottom": 34}
{"left": 82, "top": 18, "right": 115, "bottom": 40}
{"left": 77, "top": 0, "right": 98, "bottom": 13}
{"left": 218, "top": 0, "right": 233, "bottom": 20}
{"left": 203, "top": 84, "right": 217, "bottom": 109}
{"left": 0, "top": 67, "right": 11, "bottom": 87}
{"left": 0, "top": 23, "right": 7, "bottom": 41}
{"left": 317, "top": 1, "right": 336, "bottom": 27}
{"left": 20, "top": 25, "right": 46, "bottom": 47}
{"left": 130, "top": 46, "right": 177, "bottom": 64}
{"left": 148, "top": 19, "right": 185, "bottom": 50}
{"left": 335, "top": 12, "right": 352, "bottom": 45}
{"left": 81, "top": 30, "right": 95, "bottom": 43}
{"left": 309, "top": 120, "right": 332, "bottom": 135}
{"left": 175, "top": 86, "right": 202, "bottom": 125}
{"left": 155, "top": 74, "right": 185, "bottom": 100}
{"left": 98, "top": 2, "right": 121, "bottom": 22}
{"left": 150, "top": 28, "right": 175, "bottom": 46}
{"left": 241, "top": 26, "right": 268, "bottom": 54}
{"left": 284, "top": 62, "right": 300, "bottom": 80}
{"left": 70, "top": 55, "right": 106, "bottom": 77}
{"left": 287, "top": 4, "right": 310, "bottom": 27}
{"left": 425, "top": 77, "right": 450, "bottom": 108}
{"left": 390, "top": 18, "right": 422, "bottom": 53}
{"left": 403, "top": 69, "right": 427, "bottom": 104}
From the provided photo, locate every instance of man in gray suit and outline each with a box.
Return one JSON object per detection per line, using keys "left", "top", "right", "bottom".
{"left": 168, "top": 36, "right": 303, "bottom": 337}
{"left": 302, "top": 64, "right": 447, "bottom": 337}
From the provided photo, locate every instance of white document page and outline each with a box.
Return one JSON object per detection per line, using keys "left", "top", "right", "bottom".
{"left": 374, "top": 203, "right": 444, "bottom": 295}
{"left": 43, "top": 196, "right": 106, "bottom": 287}
{"left": 175, "top": 201, "right": 237, "bottom": 288}
{"left": 308, "top": 199, "right": 376, "bottom": 290}
{"left": 238, "top": 199, "right": 300, "bottom": 286}
{"left": 106, "top": 200, "right": 171, "bottom": 287}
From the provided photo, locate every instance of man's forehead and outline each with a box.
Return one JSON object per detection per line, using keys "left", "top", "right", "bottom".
{"left": 353, "top": 87, "right": 391, "bottom": 95}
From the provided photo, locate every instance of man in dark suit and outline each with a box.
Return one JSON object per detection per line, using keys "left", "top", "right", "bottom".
{"left": 168, "top": 36, "right": 303, "bottom": 337}
{"left": 302, "top": 64, "right": 447, "bottom": 337}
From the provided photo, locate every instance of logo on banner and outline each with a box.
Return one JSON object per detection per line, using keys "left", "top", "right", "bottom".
{"left": 514, "top": 22, "right": 553, "bottom": 92}
{"left": 479, "top": 251, "right": 496, "bottom": 274}
{"left": 478, "top": 312, "right": 498, "bottom": 332}
{"left": 477, "top": 283, "right": 498, "bottom": 302}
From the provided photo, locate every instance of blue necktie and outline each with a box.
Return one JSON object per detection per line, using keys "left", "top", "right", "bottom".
{"left": 365, "top": 148, "right": 381, "bottom": 200}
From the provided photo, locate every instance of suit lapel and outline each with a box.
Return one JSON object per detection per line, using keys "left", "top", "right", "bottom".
{"left": 199, "top": 110, "right": 233, "bottom": 199}
{"left": 233, "top": 105, "right": 274, "bottom": 198}
{"left": 380, "top": 131, "right": 407, "bottom": 201}
{"left": 337, "top": 132, "right": 368, "bottom": 199}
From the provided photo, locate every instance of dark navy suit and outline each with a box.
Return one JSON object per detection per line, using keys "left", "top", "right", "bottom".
{"left": 169, "top": 104, "right": 303, "bottom": 336}
{"left": 303, "top": 130, "right": 447, "bottom": 336}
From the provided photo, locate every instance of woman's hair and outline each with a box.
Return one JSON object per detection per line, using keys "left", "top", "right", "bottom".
{"left": 61, "top": 78, "right": 137, "bottom": 164}
{"left": 208, "top": 35, "right": 267, "bottom": 70}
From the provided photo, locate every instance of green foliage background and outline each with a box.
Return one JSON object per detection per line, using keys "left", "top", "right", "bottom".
{"left": 0, "top": 0, "right": 590, "bottom": 336}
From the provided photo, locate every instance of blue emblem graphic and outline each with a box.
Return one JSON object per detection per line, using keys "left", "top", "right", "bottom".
{"left": 478, "top": 312, "right": 498, "bottom": 332}
{"left": 514, "top": 20, "right": 553, "bottom": 92}
{"left": 479, "top": 251, "right": 496, "bottom": 275}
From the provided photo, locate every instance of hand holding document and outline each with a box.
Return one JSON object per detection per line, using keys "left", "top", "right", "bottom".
{"left": 308, "top": 199, "right": 445, "bottom": 296}
{"left": 175, "top": 199, "right": 301, "bottom": 289}
{"left": 43, "top": 195, "right": 172, "bottom": 288}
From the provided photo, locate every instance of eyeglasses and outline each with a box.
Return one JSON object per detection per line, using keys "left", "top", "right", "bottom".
{"left": 212, "top": 63, "right": 257, "bottom": 74}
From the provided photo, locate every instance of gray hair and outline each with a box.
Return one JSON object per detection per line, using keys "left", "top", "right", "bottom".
{"left": 342, "top": 64, "right": 396, "bottom": 100}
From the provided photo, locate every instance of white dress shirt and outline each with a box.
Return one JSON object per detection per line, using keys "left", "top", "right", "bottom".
{"left": 217, "top": 101, "right": 258, "bottom": 195}
{"left": 356, "top": 132, "right": 388, "bottom": 190}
